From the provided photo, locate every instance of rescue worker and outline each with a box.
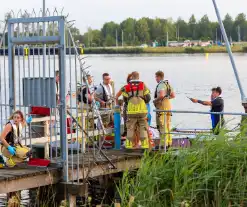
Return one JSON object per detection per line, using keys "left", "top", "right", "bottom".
{"left": 116, "top": 73, "right": 133, "bottom": 137}
{"left": 95, "top": 73, "right": 115, "bottom": 127}
{"left": 77, "top": 73, "right": 97, "bottom": 109}
{"left": 189, "top": 87, "right": 224, "bottom": 135}
{"left": 153, "top": 71, "right": 175, "bottom": 149}
{"left": 77, "top": 73, "right": 97, "bottom": 129}
{"left": 122, "top": 71, "right": 151, "bottom": 149}
{"left": 0, "top": 110, "right": 32, "bottom": 167}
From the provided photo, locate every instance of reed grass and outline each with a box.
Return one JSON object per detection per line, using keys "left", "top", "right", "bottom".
{"left": 118, "top": 131, "right": 247, "bottom": 207}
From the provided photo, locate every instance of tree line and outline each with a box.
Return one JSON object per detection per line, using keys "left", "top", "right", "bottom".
{"left": 73, "top": 13, "right": 247, "bottom": 47}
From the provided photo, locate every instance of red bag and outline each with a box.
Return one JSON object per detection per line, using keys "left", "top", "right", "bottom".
{"left": 31, "top": 107, "right": 50, "bottom": 116}
{"left": 67, "top": 117, "right": 75, "bottom": 134}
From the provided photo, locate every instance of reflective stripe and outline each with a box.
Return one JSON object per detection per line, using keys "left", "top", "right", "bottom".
{"left": 143, "top": 89, "right": 150, "bottom": 96}
{"left": 127, "top": 101, "right": 147, "bottom": 114}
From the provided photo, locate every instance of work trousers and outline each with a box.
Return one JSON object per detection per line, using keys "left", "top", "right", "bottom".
{"left": 126, "top": 113, "right": 149, "bottom": 149}
{"left": 156, "top": 112, "right": 172, "bottom": 146}
{"left": 2, "top": 145, "right": 30, "bottom": 167}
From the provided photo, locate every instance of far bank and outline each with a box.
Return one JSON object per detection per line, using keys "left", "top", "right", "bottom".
{"left": 83, "top": 46, "right": 247, "bottom": 54}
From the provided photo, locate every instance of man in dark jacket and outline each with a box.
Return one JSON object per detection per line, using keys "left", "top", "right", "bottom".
{"left": 190, "top": 87, "right": 224, "bottom": 134}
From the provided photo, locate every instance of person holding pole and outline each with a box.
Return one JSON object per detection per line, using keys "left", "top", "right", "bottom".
{"left": 189, "top": 87, "right": 224, "bottom": 135}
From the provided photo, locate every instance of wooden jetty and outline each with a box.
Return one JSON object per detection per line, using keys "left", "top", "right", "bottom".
{"left": 0, "top": 150, "right": 142, "bottom": 194}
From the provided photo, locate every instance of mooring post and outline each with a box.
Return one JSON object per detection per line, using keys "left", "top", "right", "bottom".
{"left": 114, "top": 105, "right": 121, "bottom": 149}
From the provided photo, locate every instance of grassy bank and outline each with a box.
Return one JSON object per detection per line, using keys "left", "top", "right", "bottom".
{"left": 118, "top": 132, "right": 247, "bottom": 207}
{"left": 83, "top": 46, "right": 247, "bottom": 54}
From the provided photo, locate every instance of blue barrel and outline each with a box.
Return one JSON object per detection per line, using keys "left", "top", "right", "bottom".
{"left": 114, "top": 106, "right": 121, "bottom": 149}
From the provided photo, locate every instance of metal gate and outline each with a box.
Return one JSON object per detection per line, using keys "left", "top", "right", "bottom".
{"left": 0, "top": 11, "right": 115, "bottom": 184}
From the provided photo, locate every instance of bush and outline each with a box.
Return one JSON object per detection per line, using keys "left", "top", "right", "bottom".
{"left": 242, "top": 46, "right": 247, "bottom": 52}
{"left": 84, "top": 47, "right": 143, "bottom": 54}
{"left": 185, "top": 47, "right": 204, "bottom": 53}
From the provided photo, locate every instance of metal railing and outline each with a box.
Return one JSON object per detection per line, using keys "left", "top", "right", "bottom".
{"left": 153, "top": 109, "right": 247, "bottom": 151}
{"left": 0, "top": 12, "right": 117, "bottom": 185}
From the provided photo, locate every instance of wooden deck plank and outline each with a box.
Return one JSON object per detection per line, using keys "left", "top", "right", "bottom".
{"left": 0, "top": 149, "right": 143, "bottom": 193}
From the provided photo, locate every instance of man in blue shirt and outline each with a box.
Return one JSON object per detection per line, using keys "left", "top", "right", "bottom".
{"left": 190, "top": 87, "right": 224, "bottom": 134}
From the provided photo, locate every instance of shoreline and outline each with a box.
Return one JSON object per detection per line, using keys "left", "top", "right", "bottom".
{"left": 83, "top": 46, "right": 247, "bottom": 54}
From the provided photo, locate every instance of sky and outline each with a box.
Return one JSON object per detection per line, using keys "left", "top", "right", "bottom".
{"left": 0, "top": 0, "right": 246, "bottom": 33}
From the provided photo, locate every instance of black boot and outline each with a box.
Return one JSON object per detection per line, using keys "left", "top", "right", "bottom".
{"left": 121, "top": 131, "right": 127, "bottom": 137}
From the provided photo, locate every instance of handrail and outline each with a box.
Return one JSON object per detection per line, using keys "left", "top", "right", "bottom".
{"left": 154, "top": 110, "right": 247, "bottom": 116}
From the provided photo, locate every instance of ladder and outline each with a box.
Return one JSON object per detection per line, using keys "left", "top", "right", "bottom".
{"left": 67, "top": 27, "right": 107, "bottom": 137}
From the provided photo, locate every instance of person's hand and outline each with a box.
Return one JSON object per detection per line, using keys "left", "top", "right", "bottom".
{"left": 7, "top": 146, "right": 16, "bottom": 156}
{"left": 100, "top": 101, "right": 106, "bottom": 106}
{"left": 26, "top": 115, "right": 32, "bottom": 124}
{"left": 190, "top": 98, "right": 198, "bottom": 103}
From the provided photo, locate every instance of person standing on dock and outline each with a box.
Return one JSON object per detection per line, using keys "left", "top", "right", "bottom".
{"left": 0, "top": 110, "right": 32, "bottom": 167}
{"left": 153, "top": 71, "right": 175, "bottom": 149}
{"left": 122, "top": 71, "right": 151, "bottom": 149}
{"left": 77, "top": 73, "right": 97, "bottom": 110}
{"left": 189, "top": 87, "right": 224, "bottom": 135}
{"left": 95, "top": 73, "right": 115, "bottom": 127}
{"left": 77, "top": 73, "right": 97, "bottom": 129}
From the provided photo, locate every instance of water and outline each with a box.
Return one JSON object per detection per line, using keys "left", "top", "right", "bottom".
{"left": 1, "top": 53, "right": 247, "bottom": 204}
{"left": 86, "top": 53, "right": 247, "bottom": 129}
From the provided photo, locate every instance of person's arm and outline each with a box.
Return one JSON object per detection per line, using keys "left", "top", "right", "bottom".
{"left": 115, "top": 89, "right": 123, "bottom": 105}
{"left": 170, "top": 91, "right": 175, "bottom": 99}
{"left": 0, "top": 124, "right": 12, "bottom": 148}
{"left": 190, "top": 98, "right": 212, "bottom": 106}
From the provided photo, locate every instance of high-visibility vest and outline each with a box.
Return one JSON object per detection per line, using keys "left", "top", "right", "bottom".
{"left": 122, "top": 81, "right": 150, "bottom": 115}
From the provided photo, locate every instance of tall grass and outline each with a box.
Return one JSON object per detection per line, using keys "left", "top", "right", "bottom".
{"left": 118, "top": 132, "right": 247, "bottom": 207}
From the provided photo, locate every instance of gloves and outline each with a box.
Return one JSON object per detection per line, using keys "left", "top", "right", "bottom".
{"left": 7, "top": 146, "right": 16, "bottom": 156}
{"left": 26, "top": 115, "right": 32, "bottom": 124}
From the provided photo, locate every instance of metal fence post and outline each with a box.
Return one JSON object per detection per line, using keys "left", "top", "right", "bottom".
{"left": 212, "top": 0, "right": 246, "bottom": 101}
{"left": 163, "top": 112, "right": 166, "bottom": 151}
{"left": 8, "top": 21, "right": 15, "bottom": 115}
{"left": 58, "top": 17, "right": 68, "bottom": 182}
{"left": 114, "top": 106, "right": 121, "bottom": 149}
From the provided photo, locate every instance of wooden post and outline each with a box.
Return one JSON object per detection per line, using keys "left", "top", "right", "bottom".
{"left": 7, "top": 191, "right": 20, "bottom": 207}
{"left": 68, "top": 194, "right": 76, "bottom": 207}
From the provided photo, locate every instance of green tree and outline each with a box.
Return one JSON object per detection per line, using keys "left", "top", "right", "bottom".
{"left": 198, "top": 15, "right": 212, "bottom": 40}
{"left": 120, "top": 18, "right": 136, "bottom": 45}
{"left": 135, "top": 18, "right": 150, "bottom": 44}
{"left": 188, "top": 14, "right": 197, "bottom": 40}
{"left": 101, "top": 21, "right": 119, "bottom": 46}
{"left": 176, "top": 17, "right": 189, "bottom": 40}
{"left": 233, "top": 13, "right": 247, "bottom": 41}
{"left": 223, "top": 14, "right": 234, "bottom": 40}
{"left": 150, "top": 18, "right": 162, "bottom": 41}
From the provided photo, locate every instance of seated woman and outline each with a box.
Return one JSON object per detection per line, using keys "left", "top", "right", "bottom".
{"left": 0, "top": 110, "right": 32, "bottom": 167}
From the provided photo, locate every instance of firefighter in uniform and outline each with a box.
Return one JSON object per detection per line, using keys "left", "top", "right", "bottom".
{"left": 122, "top": 71, "right": 151, "bottom": 149}
{"left": 153, "top": 71, "right": 175, "bottom": 148}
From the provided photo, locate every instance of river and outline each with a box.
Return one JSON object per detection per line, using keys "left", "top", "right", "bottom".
{"left": 0, "top": 53, "right": 247, "bottom": 205}
{"left": 87, "top": 53, "right": 247, "bottom": 129}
